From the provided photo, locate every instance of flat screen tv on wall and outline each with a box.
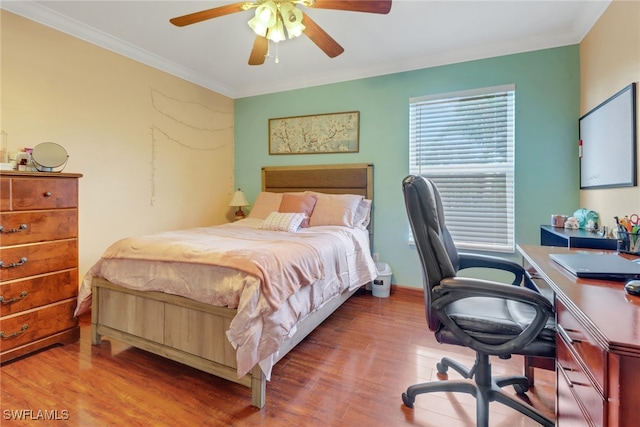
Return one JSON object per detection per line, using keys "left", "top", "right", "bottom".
{"left": 579, "top": 82, "right": 637, "bottom": 189}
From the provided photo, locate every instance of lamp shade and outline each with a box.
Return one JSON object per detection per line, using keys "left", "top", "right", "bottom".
{"left": 248, "top": 1, "right": 277, "bottom": 37}
{"left": 229, "top": 189, "right": 249, "bottom": 207}
{"left": 281, "top": 2, "right": 305, "bottom": 38}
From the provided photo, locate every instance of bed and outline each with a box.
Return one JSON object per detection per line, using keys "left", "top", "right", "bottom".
{"left": 75, "top": 163, "right": 375, "bottom": 408}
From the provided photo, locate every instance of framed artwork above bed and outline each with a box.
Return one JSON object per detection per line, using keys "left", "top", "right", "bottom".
{"left": 268, "top": 111, "right": 360, "bottom": 154}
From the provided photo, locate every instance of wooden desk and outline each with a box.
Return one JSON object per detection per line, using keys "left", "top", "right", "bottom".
{"left": 518, "top": 244, "right": 640, "bottom": 427}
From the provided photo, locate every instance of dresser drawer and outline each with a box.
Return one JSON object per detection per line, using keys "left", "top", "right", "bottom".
{"left": 556, "top": 299, "right": 605, "bottom": 391}
{"left": 0, "top": 240, "right": 77, "bottom": 281}
{"left": 0, "top": 270, "right": 78, "bottom": 316}
{"left": 4, "top": 177, "right": 78, "bottom": 210}
{"left": 0, "top": 178, "right": 9, "bottom": 211}
{"left": 0, "top": 299, "right": 77, "bottom": 352}
{"left": 0, "top": 210, "right": 78, "bottom": 246}
{"left": 557, "top": 335, "right": 604, "bottom": 426}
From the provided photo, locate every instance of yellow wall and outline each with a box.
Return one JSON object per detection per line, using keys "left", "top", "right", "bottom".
{"left": 580, "top": 0, "right": 640, "bottom": 229}
{"left": 1, "top": 11, "right": 235, "bottom": 278}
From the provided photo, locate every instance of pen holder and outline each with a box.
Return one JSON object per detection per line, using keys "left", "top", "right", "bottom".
{"left": 617, "top": 229, "right": 640, "bottom": 255}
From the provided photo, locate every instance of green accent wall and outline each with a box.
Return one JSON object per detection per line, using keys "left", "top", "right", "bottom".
{"left": 234, "top": 45, "right": 580, "bottom": 288}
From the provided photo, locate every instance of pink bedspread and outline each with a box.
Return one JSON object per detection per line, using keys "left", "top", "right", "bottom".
{"left": 91, "top": 225, "right": 328, "bottom": 310}
{"left": 76, "top": 220, "right": 377, "bottom": 378}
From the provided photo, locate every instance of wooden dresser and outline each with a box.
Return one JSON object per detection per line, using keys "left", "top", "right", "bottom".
{"left": 0, "top": 171, "right": 82, "bottom": 363}
{"left": 518, "top": 244, "right": 640, "bottom": 427}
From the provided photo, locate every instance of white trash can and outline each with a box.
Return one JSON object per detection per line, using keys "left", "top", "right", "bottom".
{"left": 372, "top": 262, "right": 392, "bottom": 298}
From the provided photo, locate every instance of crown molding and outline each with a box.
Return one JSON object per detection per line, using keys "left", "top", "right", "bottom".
{"left": 3, "top": 0, "right": 610, "bottom": 99}
{"left": 1, "top": 1, "right": 236, "bottom": 98}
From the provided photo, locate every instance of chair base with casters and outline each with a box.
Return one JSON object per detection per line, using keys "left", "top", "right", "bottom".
{"left": 402, "top": 353, "right": 553, "bottom": 427}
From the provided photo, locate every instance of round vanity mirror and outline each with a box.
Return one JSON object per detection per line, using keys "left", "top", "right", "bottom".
{"left": 31, "top": 142, "right": 68, "bottom": 172}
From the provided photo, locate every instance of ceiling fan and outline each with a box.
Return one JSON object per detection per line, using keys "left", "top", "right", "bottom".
{"left": 170, "top": 0, "right": 392, "bottom": 65}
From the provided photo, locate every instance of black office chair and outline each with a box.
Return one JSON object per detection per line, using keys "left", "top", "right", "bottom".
{"left": 401, "top": 175, "right": 556, "bottom": 427}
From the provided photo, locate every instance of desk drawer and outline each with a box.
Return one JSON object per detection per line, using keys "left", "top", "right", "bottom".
{"left": 0, "top": 210, "right": 78, "bottom": 246}
{"left": 0, "top": 270, "right": 78, "bottom": 316}
{"left": 0, "top": 299, "right": 77, "bottom": 352}
{"left": 557, "top": 336, "right": 604, "bottom": 426}
{"left": 556, "top": 299, "right": 605, "bottom": 391}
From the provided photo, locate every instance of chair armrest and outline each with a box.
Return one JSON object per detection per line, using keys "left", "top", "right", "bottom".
{"left": 432, "top": 277, "right": 554, "bottom": 356}
{"left": 458, "top": 252, "right": 539, "bottom": 291}
{"left": 458, "top": 252, "right": 523, "bottom": 274}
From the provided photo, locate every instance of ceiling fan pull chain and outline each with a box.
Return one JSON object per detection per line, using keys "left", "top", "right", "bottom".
{"left": 275, "top": 42, "right": 280, "bottom": 64}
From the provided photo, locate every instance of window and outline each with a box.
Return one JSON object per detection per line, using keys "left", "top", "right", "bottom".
{"left": 409, "top": 84, "right": 515, "bottom": 253}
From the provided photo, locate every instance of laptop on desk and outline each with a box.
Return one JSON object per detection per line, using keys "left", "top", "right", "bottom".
{"left": 549, "top": 253, "right": 640, "bottom": 281}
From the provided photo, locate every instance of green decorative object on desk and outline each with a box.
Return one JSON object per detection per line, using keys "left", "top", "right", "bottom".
{"left": 572, "top": 208, "right": 599, "bottom": 230}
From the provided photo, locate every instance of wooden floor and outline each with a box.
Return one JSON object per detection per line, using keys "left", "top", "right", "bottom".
{"left": 1, "top": 287, "right": 555, "bottom": 426}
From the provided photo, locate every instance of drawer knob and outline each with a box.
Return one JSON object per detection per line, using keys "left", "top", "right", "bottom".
{"left": 0, "top": 257, "right": 28, "bottom": 269}
{"left": 0, "top": 224, "right": 28, "bottom": 234}
{"left": 0, "top": 324, "right": 29, "bottom": 339}
{"left": 44, "top": 191, "right": 52, "bottom": 197}
{"left": 0, "top": 291, "right": 28, "bottom": 304}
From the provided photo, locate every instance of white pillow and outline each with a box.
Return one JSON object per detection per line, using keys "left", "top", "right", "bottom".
{"left": 308, "top": 192, "right": 364, "bottom": 227}
{"left": 249, "top": 192, "right": 283, "bottom": 219}
{"left": 260, "top": 212, "right": 306, "bottom": 232}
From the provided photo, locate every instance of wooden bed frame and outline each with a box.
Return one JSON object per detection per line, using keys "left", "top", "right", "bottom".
{"left": 91, "top": 163, "right": 374, "bottom": 408}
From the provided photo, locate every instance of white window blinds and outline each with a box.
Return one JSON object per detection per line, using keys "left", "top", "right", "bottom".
{"left": 409, "top": 84, "right": 515, "bottom": 253}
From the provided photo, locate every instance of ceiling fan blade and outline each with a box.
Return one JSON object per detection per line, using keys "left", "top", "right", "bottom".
{"left": 248, "top": 36, "right": 269, "bottom": 65}
{"left": 170, "top": 2, "right": 248, "bottom": 27}
{"left": 309, "top": 0, "right": 392, "bottom": 14}
{"left": 302, "top": 13, "right": 344, "bottom": 58}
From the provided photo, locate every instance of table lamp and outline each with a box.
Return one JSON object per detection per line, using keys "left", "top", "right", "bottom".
{"left": 229, "top": 188, "right": 249, "bottom": 221}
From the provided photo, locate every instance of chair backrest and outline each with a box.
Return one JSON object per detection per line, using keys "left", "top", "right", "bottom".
{"left": 402, "top": 175, "right": 457, "bottom": 331}
{"left": 429, "top": 179, "right": 460, "bottom": 272}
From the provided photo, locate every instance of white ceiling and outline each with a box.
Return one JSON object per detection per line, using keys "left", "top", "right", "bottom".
{"left": 3, "top": 0, "right": 611, "bottom": 99}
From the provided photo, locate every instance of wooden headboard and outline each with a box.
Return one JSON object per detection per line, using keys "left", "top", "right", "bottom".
{"left": 262, "top": 163, "right": 373, "bottom": 198}
{"left": 262, "top": 163, "right": 374, "bottom": 244}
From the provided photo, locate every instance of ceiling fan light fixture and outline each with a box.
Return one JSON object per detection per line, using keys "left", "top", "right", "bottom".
{"left": 280, "top": 2, "right": 305, "bottom": 38}
{"left": 256, "top": 2, "right": 278, "bottom": 25}
{"left": 248, "top": 0, "right": 306, "bottom": 45}
{"left": 247, "top": 17, "right": 267, "bottom": 37}
{"left": 268, "top": 16, "right": 286, "bottom": 43}
{"left": 286, "top": 21, "right": 305, "bottom": 39}
{"left": 248, "top": 1, "right": 277, "bottom": 36}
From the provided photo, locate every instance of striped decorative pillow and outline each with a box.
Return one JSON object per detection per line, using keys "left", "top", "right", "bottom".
{"left": 260, "top": 212, "right": 306, "bottom": 232}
